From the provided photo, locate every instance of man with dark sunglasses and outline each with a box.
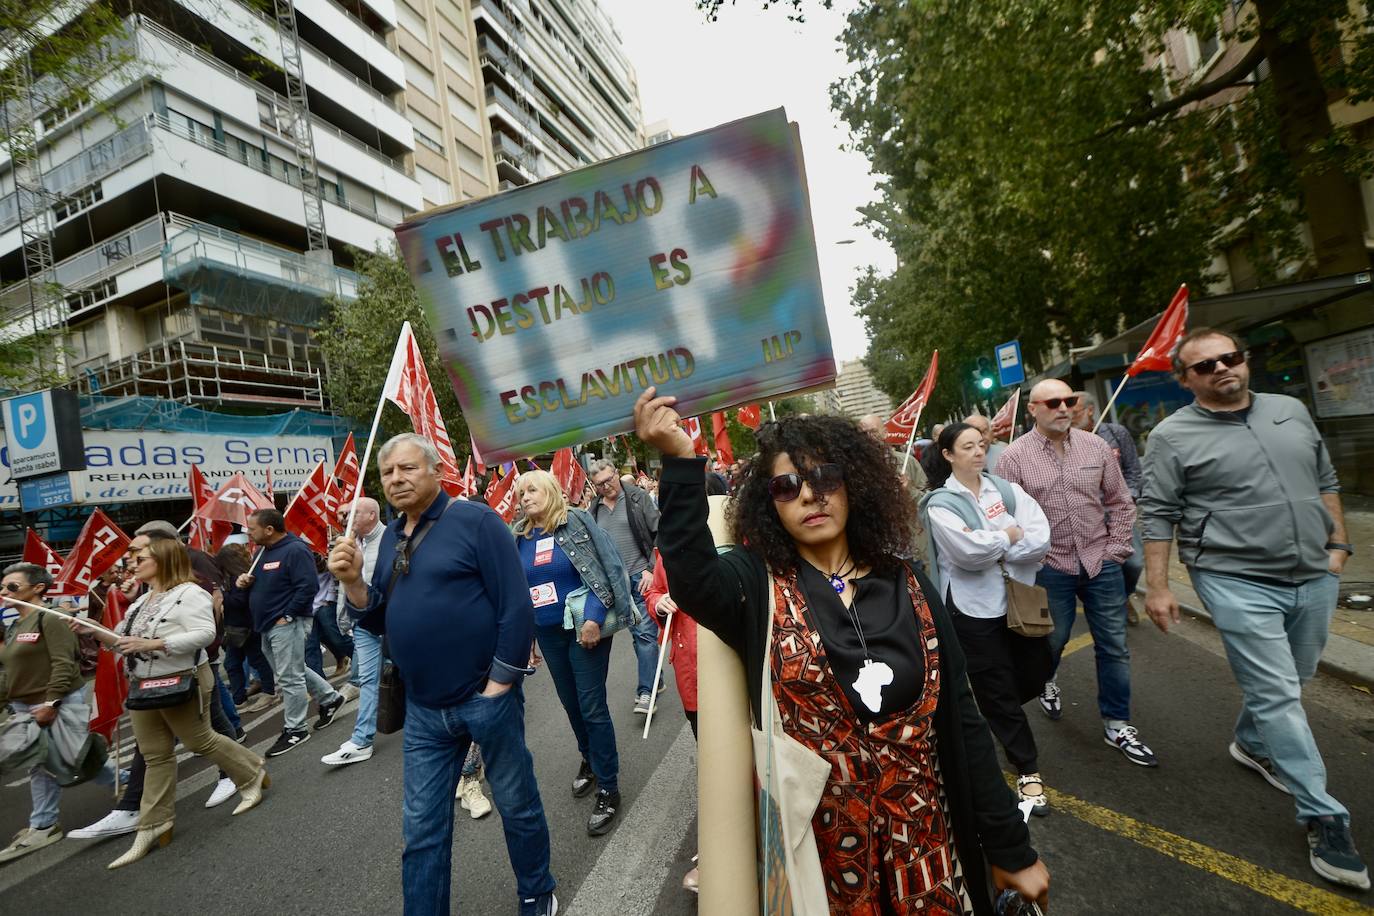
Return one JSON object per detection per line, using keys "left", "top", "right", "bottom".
{"left": 1140, "top": 327, "right": 1368, "bottom": 891}
{"left": 996, "top": 378, "right": 1155, "bottom": 768}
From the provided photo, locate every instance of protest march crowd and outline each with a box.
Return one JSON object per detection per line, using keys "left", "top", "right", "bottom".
{"left": 1, "top": 307, "right": 1369, "bottom": 916}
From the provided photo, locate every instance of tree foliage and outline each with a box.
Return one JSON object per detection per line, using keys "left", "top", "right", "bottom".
{"left": 700, "top": 0, "right": 1374, "bottom": 419}
{"left": 320, "top": 246, "right": 469, "bottom": 492}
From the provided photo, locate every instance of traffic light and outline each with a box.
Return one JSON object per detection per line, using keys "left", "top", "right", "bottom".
{"left": 974, "top": 356, "right": 996, "bottom": 391}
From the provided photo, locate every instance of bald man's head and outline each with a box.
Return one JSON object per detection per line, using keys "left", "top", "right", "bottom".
{"left": 1027, "top": 379, "right": 1076, "bottom": 438}
{"left": 340, "top": 496, "right": 381, "bottom": 536}
{"left": 963, "top": 413, "right": 992, "bottom": 447}
{"left": 858, "top": 414, "right": 886, "bottom": 441}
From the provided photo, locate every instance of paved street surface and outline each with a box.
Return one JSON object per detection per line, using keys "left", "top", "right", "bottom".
{"left": 2, "top": 616, "right": 1371, "bottom": 915}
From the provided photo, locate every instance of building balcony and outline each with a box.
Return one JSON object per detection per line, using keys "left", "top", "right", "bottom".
{"left": 75, "top": 337, "right": 327, "bottom": 409}
{"left": 162, "top": 214, "right": 360, "bottom": 328}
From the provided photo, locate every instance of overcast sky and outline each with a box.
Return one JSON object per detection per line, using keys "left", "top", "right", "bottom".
{"left": 598, "top": 0, "right": 895, "bottom": 364}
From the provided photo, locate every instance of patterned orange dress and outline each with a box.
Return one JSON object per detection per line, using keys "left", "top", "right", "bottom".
{"left": 767, "top": 567, "right": 976, "bottom": 915}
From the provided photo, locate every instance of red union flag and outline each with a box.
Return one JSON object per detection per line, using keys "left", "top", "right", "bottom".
{"left": 682, "top": 416, "right": 709, "bottom": 456}
{"left": 484, "top": 468, "right": 518, "bottom": 523}
{"left": 196, "top": 472, "right": 274, "bottom": 528}
{"left": 737, "top": 403, "right": 762, "bottom": 430}
{"left": 89, "top": 587, "right": 129, "bottom": 741}
{"left": 990, "top": 388, "right": 1021, "bottom": 440}
{"left": 23, "top": 529, "right": 64, "bottom": 581}
{"left": 885, "top": 350, "right": 940, "bottom": 446}
{"left": 1127, "top": 284, "right": 1189, "bottom": 377}
{"left": 188, "top": 464, "right": 234, "bottom": 553}
{"left": 334, "top": 432, "right": 362, "bottom": 504}
{"left": 55, "top": 510, "right": 131, "bottom": 595}
{"left": 712, "top": 412, "right": 735, "bottom": 465}
{"left": 457, "top": 455, "right": 478, "bottom": 498}
{"left": 383, "top": 321, "right": 463, "bottom": 496}
{"left": 550, "top": 448, "right": 587, "bottom": 500}
{"left": 284, "top": 461, "right": 339, "bottom": 555}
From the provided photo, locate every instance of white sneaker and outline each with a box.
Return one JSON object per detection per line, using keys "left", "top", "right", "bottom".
{"left": 321, "top": 740, "right": 374, "bottom": 767}
{"left": 67, "top": 809, "right": 139, "bottom": 840}
{"left": 205, "top": 777, "right": 237, "bottom": 809}
{"left": 457, "top": 775, "right": 493, "bottom": 819}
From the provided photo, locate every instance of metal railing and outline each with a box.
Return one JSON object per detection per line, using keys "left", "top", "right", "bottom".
{"left": 164, "top": 212, "right": 361, "bottom": 300}
{"left": 137, "top": 16, "right": 410, "bottom": 175}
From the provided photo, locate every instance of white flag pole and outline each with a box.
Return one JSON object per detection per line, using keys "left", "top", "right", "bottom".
{"left": 899, "top": 406, "right": 925, "bottom": 475}
{"left": 767, "top": 401, "right": 776, "bottom": 422}
{"left": 346, "top": 323, "right": 411, "bottom": 538}
{"left": 8, "top": 598, "right": 119, "bottom": 638}
{"left": 176, "top": 515, "right": 195, "bottom": 533}
{"left": 1092, "top": 370, "right": 1136, "bottom": 435}
{"left": 643, "top": 609, "right": 674, "bottom": 738}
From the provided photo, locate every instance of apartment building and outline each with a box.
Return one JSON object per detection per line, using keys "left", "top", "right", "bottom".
{"left": 0, "top": 0, "right": 423, "bottom": 409}
{"left": 471, "top": 0, "right": 644, "bottom": 190}
{"left": 833, "top": 358, "right": 892, "bottom": 420}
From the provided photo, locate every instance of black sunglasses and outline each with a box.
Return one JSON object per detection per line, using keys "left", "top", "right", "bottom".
{"left": 1185, "top": 350, "right": 1247, "bottom": 376}
{"left": 1030, "top": 396, "right": 1080, "bottom": 410}
{"left": 2, "top": 582, "right": 27, "bottom": 593}
{"left": 393, "top": 537, "right": 413, "bottom": 577}
{"left": 768, "top": 463, "right": 844, "bottom": 503}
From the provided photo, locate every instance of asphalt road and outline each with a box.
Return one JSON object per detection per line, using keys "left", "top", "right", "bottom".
{"left": 2, "top": 612, "right": 1372, "bottom": 915}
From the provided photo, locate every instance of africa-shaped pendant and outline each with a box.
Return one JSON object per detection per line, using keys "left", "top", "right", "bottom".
{"left": 852, "top": 658, "right": 894, "bottom": 714}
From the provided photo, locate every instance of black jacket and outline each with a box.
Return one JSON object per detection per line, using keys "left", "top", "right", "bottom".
{"left": 657, "top": 457, "right": 1037, "bottom": 914}
{"left": 591, "top": 481, "right": 660, "bottom": 568}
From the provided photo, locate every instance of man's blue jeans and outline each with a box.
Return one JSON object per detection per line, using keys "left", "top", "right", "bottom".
{"left": 1190, "top": 569, "right": 1347, "bottom": 822}
{"left": 402, "top": 684, "right": 554, "bottom": 915}
{"left": 305, "top": 604, "right": 354, "bottom": 679}
{"left": 535, "top": 625, "right": 619, "bottom": 793}
{"left": 1037, "top": 560, "right": 1132, "bottom": 722}
{"left": 349, "top": 626, "right": 383, "bottom": 749}
{"left": 628, "top": 594, "right": 661, "bottom": 698}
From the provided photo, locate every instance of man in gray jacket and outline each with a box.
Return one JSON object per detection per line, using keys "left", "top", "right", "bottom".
{"left": 1140, "top": 327, "right": 1367, "bottom": 891}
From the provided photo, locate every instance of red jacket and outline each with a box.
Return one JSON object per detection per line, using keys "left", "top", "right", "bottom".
{"left": 644, "top": 551, "right": 697, "bottom": 713}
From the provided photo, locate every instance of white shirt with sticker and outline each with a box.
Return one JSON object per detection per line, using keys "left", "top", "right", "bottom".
{"left": 529, "top": 583, "right": 558, "bottom": 608}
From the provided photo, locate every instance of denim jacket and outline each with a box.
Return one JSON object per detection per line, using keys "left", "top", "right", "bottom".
{"left": 556, "top": 509, "right": 639, "bottom": 625}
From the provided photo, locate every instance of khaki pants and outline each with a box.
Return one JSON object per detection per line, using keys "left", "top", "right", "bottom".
{"left": 130, "top": 665, "right": 263, "bottom": 829}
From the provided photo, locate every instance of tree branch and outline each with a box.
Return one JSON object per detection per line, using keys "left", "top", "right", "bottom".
{"left": 1098, "top": 40, "right": 1266, "bottom": 138}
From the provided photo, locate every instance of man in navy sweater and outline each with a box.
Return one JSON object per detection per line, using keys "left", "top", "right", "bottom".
{"left": 330, "top": 433, "right": 554, "bottom": 916}
{"left": 240, "top": 508, "right": 344, "bottom": 757}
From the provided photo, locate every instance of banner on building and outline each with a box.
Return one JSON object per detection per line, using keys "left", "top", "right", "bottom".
{"left": 394, "top": 108, "right": 833, "bottom": 462}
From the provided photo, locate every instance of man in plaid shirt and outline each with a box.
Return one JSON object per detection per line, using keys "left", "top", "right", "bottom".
{"left": 997, "top": 378, "right": 1157, "bottom": 767}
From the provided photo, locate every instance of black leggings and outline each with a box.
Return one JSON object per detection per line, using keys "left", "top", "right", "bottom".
{"left": 948, "top": 601, "right": 1050, "bottom": 775}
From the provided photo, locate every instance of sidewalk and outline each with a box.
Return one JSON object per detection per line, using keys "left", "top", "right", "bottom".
{"left": 1153, "top": 498, "right": 1374, "bottom": 690}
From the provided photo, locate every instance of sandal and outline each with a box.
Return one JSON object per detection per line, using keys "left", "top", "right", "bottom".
{"left": 1017, "top": 773, "right": 1050, "bottom": 817}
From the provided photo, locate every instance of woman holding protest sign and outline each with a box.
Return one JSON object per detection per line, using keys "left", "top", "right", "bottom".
{"left": 635, "top": 388, "right": 1048, "bottom": 915}
{"left": 513, "top": 469, "right": 636, "bottom": 838}
{"left": 920, "top": 423, "right": 1054, "bottom": 817}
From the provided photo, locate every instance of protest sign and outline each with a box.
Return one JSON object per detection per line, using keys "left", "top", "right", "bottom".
{"left": 394, "top": 108, "right": 833, "bottom": 462}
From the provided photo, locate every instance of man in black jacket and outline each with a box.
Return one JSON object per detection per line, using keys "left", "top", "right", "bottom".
{"left": 588, "top": 459, "right": 663, "bottom": 714}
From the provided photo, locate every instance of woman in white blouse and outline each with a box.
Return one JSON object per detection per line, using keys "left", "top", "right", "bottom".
{"left": 920, "top": 422, "right": 1055, "bottom": 815}
{"left": 91, "top": 536, "right": 269, "bottom": 869}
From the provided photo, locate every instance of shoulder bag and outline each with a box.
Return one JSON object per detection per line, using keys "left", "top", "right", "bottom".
{"left": 753, "top": 572, "right": 833, "bottom": 916}
{"left": 122, "top": 587, "right": 201, "bottom": 710}
{"left": 376, "top": 498, "right": 461, "bottom": 735}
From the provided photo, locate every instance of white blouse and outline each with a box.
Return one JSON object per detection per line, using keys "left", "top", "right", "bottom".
{"left": 928, "top": 475, "right": 1052, "bottom": 619}
{"left": 115, "top": 582, "right": 216, "bottom": 677}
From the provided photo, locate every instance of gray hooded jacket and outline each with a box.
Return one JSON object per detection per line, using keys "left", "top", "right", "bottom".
{"left": 1139, "top": 392, "right": 1339, "bottom": 582}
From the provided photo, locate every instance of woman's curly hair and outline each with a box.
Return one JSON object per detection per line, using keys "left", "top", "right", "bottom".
{"left": 729, "top": 415, "right": 915, "bottom": 575}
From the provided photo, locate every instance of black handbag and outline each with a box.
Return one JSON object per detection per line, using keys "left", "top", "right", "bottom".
{"left": 223, "top": 626, "right": 251, "bottom": 649}
{"left": 375, "top": 655, "right": 405, "bottom": 735}
{"left": 125, "top": 671, "right": 198, "bottom": 710}
{"left": 121, "top": 589, "right": 200, "bottom": 710}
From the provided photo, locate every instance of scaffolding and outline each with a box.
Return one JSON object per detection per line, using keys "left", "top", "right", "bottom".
{"left": 272, "top": 0, "right": 330, "bottom": 255}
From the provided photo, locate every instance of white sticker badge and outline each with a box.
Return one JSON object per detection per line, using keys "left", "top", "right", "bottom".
{"left": 529, "top": 583, "right": 558, "bottom": 608}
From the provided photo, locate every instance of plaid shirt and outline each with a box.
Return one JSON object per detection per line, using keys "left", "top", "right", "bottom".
{"left": 995, "top": 427, "right": 1135, "bottom": 577}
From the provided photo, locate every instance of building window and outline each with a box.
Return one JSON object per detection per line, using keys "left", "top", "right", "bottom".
{"left": 441, "top": 37, "right": 472, "bottom": 81}
{"left": 397, "top": 1, "right": 429, "bottom": 42}
{"left": 417, "top": 166, "right": 454, "bottom": 206}
{"left": 448, "top": 87, "right": 482, "bottom": 135}
{"left": 53, "top": 184, "right": 103, "bottom": 221}
{"left": 403, "top": 52, "right": 438, "bottom": 98}
{"left": 67, "top": 319, "right": 110, "bottom": 363}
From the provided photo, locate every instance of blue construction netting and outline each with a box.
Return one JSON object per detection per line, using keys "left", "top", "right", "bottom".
{"left": 79, "top": 395, "right": 362, "bottom": 442}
